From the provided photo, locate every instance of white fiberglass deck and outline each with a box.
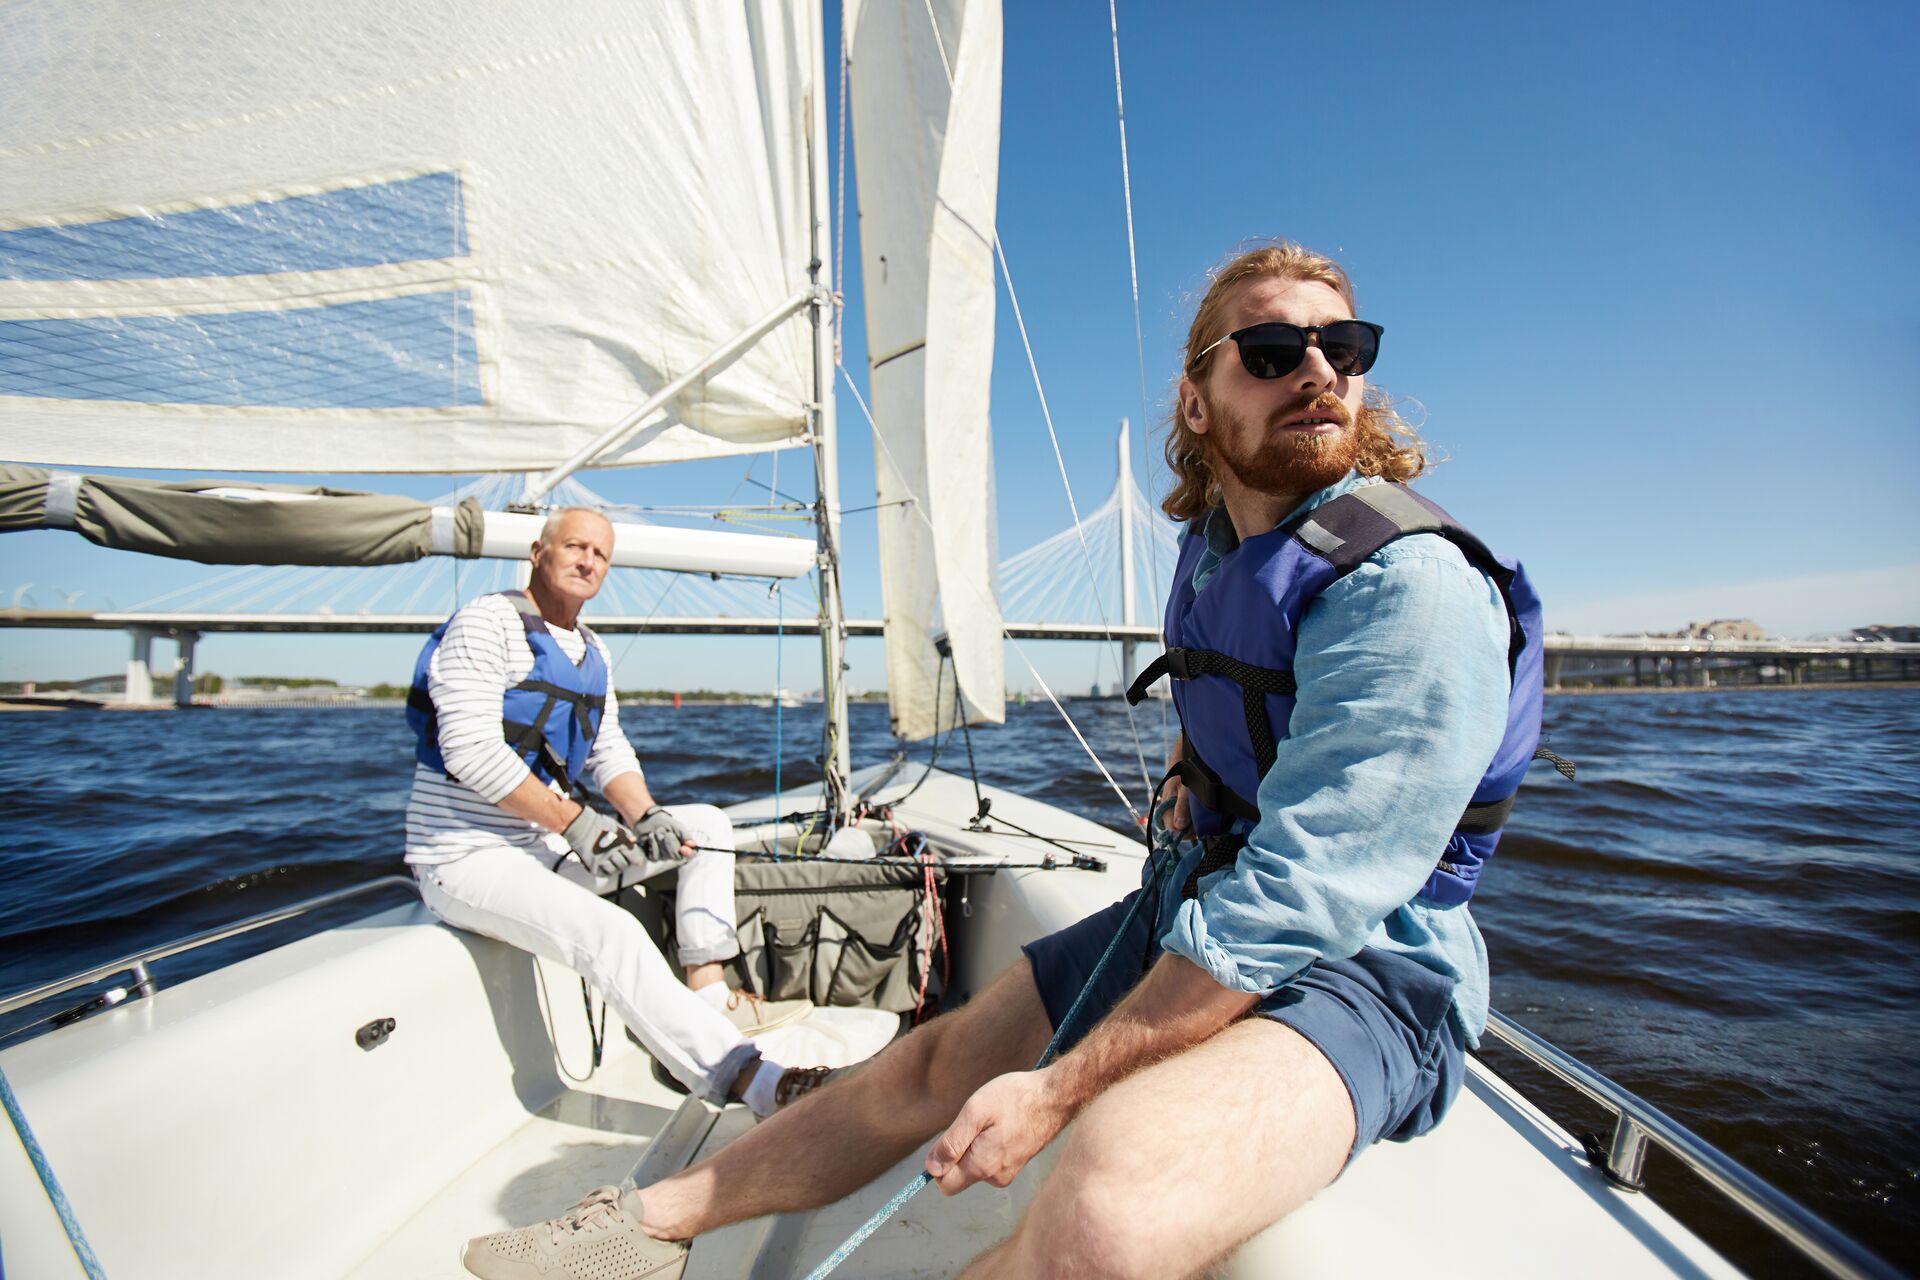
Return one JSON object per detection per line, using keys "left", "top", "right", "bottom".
{"left": 0, "top": 770, "right": 1741, "bottom": 1278}
{"left": 350, "top": 1054, "right": 1741, "bottom": 1279}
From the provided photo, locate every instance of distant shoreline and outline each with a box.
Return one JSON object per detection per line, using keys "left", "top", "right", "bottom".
{"left": 5, "top": 681, "right": 1917, "bottom": 713}
{"left": 1543, "top": 680, "right": 1920, "bottom": 696}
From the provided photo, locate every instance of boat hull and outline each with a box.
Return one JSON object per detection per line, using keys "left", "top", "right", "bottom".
{"left": 0, "top": 768, "right": 1739, "bottom": 1277}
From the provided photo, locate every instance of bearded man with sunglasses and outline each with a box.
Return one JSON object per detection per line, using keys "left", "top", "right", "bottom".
{"left": 462, "top": 243, "right": 1542, "bottom": 1280}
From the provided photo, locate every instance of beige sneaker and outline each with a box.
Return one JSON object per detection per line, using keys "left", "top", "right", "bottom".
{"left": 461, "top": 1185, "right": 687, "bottom": 1280}
{"left": 718, "top": 988, "right": 812, "bottom": 1036}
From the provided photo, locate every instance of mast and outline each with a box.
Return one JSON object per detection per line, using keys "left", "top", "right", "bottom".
{"left": 807, "top": 0, "right": 853, "bottom": 821}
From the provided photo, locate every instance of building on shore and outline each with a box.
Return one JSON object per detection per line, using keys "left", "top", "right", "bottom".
{"left": 1660, "top": 619, "right": 1767, "bottom": 642}
{"left": 1852, "top": 624, "right": 1920, "bottom": 643}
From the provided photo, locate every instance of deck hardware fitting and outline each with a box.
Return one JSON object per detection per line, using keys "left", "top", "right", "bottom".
{"left": 355, "top": 1017, "right": 398, "bottom": 1051}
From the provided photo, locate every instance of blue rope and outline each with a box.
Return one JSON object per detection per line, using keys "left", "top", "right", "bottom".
{"left": 0, "top": 1064, "right": 107, "bottom": 1279}
{"left": 801, "top": 845, "right": 1174, "bottom": 1280}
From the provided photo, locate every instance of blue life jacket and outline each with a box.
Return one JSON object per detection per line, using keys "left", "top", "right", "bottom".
{"left": 1126, "top": 482, "right": 1554, "bottom": 907}
{"left": 407, "top": 591, "right": 608, "bottom": 791}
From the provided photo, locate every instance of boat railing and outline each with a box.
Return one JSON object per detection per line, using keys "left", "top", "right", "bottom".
{"left": 1482, "top": 1008, "right": 1897, "bottom": 1280}
{"left": 0, "top": 875, "right": 419, "bottom": 1023}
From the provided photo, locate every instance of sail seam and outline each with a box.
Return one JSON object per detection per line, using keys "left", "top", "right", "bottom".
{"left": 0, "top": 40, "right": 625, "bottom": 159}
{"left": 869, "top": 339, "right": 926, "bottom": 370}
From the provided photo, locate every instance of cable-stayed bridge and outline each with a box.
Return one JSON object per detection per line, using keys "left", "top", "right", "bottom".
{"left": 7, "top": 425, "right": 1916, "bottom": 704}
{"left": 3, "top": 428, "right": 1179, "bottom": 703}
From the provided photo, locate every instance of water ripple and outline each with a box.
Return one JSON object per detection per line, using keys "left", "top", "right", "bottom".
{"left": 2, "top": 690, "right": 1915, "bottom": 1265}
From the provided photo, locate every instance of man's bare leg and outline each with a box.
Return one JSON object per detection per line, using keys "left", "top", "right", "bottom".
{"left": 961, "top": 1018, "right": 1355, "bottom": 1280}
{"left": 639, "top": 958, "right": 1054, "bottom": 1241}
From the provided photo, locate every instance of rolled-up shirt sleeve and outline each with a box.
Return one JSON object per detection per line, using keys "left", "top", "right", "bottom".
{"left": 1160, "top": 538, "right": 1510, "bottom": 996}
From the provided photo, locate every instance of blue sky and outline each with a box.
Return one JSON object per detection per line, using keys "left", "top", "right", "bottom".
{"left": 3, "top": 0, "right": 1916, "bottom": 695}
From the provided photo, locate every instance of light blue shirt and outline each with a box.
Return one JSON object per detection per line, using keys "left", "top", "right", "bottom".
{"left": 1157, "top": 472, "right": 1511, "bottom": 1042}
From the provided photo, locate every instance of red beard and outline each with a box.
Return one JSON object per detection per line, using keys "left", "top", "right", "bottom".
{"left": 1205, "top": 389, "right": 1360, "bottom": 499}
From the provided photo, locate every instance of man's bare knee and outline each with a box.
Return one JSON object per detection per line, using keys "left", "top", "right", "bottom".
{"left": 1022, "top": 1084, "right": 1213, "bottom": 1280}
{"left": 1017, "top": 1158, "right": 1157, "bottom": 1280}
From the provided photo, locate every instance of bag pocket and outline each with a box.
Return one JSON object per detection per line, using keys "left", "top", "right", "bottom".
{"left": 817, "top": 906, "right": 932, "bottom": 1010}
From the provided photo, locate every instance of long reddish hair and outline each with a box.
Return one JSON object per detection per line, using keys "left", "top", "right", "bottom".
{"left": 1162, "top": 243, "right": 1429, "bottom": 522}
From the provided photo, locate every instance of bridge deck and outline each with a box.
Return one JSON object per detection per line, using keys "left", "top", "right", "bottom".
{"left": 4, "top": 609, "right": 1917, "bottom": 660}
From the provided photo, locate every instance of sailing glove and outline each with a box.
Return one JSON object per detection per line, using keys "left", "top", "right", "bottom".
{"left": 562, "top": 805, "right": 642, "bottom": 877}
{"left": 633, "top": 805, "right": 691, "bottom": 862}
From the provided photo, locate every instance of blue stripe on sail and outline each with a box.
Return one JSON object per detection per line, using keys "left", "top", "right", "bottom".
{"left": 0, "top": 291, "right": 483, "bottom": 408}
{"left": 0, "top": 173, "right": 468, "bottom": 281}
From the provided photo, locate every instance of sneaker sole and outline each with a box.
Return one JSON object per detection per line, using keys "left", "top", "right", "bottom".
{"left": 734, "top": 1004, "right": 815, "bottom": 1037}
{"left": 460, "top": 1230, "right": 690, "bottom": 1279}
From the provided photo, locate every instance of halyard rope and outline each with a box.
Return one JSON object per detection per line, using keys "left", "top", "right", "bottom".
{"left": 1106, "top": 0, "right": 1172, "bottom": 746}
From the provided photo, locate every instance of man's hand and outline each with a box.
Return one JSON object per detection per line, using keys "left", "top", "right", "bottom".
{"left": 632, "top": 805, "right": 691, "bottom": 862}
{"left": 1159, "top": 739, "right": 1192, "bottom": 833}
{"left": 925, "top": 1070, "right": 1069, "bottom": 1195}
{"left": 562, "top": 804, "right": 642, "bottom": 877}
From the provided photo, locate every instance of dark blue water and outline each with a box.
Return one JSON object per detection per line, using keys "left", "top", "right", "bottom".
{"left": 3, "top": 690, "right": 1916, "bottom": 1270}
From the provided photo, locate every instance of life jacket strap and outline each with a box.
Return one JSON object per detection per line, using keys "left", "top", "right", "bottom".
{"left": 512, "top": 677, "right": 607, "bottom": 744}
{"left": 1453, "top": 748, "right": 1572, "bottom": 837}
{"left": 1160, "top": 742, "right": 1261, "bottom": 827}
{"left": 405, "top": 683, "right": 436, "bottom": 719}
{"left": 501, "top": 589, "right": 549, "bottom": 630}
{"left": 1126, "top": 645, "right": 1297, "bottom": 704}
{"left": 1129, "top": 646, "right": 1297, "bottom": 780}
{"left": 502, "top": 695, "right": 573, "bottom": 789}
{"left": 1181, "top": 832, "right": 1247, "bottom": 900}
{"left": 1283, "top": 485, "right": 1529, "bottom": 674}
{"left": 1534, "top": 745, "right": 1577, "bottom": 779}
{"left": 1458, "top": 793, "right": 1515, "bottom": 836}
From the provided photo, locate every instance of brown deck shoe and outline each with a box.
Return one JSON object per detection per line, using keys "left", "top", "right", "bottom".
{"left": 772, "top": 1064, "right": 842, "bottom": 1110}
{"left": 461, "top": 1185, "right": 687, "bottom": 1279}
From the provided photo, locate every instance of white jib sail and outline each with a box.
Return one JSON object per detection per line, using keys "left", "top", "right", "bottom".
{"left": 0, "top": 0, "right": 818, "bottom": 474}
{"left": 849, "top": 0, "right": 1006, "bottom": 741}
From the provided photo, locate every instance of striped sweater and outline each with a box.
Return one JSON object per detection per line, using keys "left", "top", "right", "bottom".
{"left": 404, "top": 593, "right": 641, "bottom": 865}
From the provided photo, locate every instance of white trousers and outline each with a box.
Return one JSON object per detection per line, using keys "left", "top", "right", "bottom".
{"left": 413, "top": 803, "right": 761, "bottom": 1104}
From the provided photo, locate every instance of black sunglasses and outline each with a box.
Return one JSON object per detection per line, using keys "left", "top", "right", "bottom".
{"left": 1191, "top": 319, "right": 1384, "bottom": 380}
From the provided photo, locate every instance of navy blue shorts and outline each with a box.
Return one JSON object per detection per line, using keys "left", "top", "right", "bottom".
{"left": 1021, "top": 888, "right": 1467, "bottom": 1166}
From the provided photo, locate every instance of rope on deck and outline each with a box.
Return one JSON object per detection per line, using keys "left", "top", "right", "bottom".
{"left": 0, "top": 1063, "right": 107, "bottom": 1278}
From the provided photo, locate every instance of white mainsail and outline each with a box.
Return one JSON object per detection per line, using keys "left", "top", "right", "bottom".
{"left": 0, "top": 0, "right": 819, "bottom": 474}
{"left": 849, "top": 0, "right": 1007, "bottom": 741}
